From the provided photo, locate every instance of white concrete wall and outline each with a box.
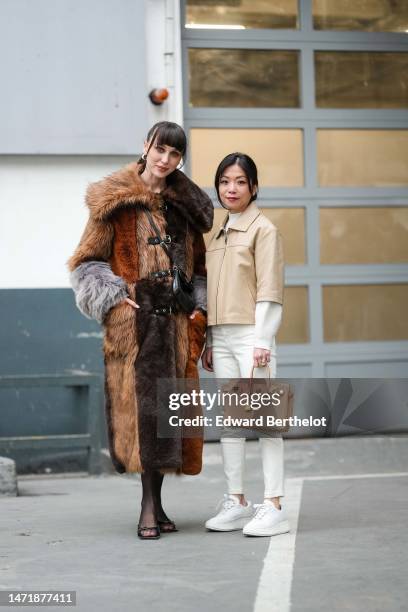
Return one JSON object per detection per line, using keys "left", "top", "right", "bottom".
{"left": 0, "top": 0, "right": 183, "bottom": 290}
{"left": 0, "top": 156, "right": 134, "bottom": 288}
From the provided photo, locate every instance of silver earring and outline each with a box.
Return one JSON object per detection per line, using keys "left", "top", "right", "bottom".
{"left": 141, "top": 153, "right": 147, "bottom": 160}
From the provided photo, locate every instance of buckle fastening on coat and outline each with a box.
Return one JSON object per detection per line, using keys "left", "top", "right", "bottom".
{"left": 153, "top": 305, "right": 173, "bottom": 315}
{"left": 147, "top": 235, "right": 172, "bottom": 245}
{"left": 150, "top": 269, "right": 173, "bottom": 279}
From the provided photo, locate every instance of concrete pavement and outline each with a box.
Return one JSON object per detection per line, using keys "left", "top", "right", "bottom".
{"left": 0, "top": 436, "right": 407, "bottom": 611}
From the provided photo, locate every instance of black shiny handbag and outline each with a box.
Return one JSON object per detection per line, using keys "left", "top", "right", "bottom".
{"left": 143, "top": 206, "right": 195, "bottom": 314}
{"left": 172, "top": 266, "right": 195, "bottom": 313}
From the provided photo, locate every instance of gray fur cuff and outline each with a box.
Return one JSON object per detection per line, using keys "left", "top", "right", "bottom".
{"left": 70, "top": 261, "right": 128, "bottom": 324}
{"left": 192, "top": 274, "right": 207, "bottom": 312}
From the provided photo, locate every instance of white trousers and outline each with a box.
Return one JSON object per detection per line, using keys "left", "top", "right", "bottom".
{"left": 211, "top": 325, "right": 285, "bottom": 499}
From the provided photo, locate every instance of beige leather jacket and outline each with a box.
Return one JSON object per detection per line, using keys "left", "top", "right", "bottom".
{"left": 206, "top": 201, "right": 284, "bottom": 326}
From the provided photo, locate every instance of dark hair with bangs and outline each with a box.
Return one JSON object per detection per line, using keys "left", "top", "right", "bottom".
{"left": 214, "top": 152, "right": 258, "bottom": 209}
{"left": 146, "top": 121, "right": 187, "bottom": 157}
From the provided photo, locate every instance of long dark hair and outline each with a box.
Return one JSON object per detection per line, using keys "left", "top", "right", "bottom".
{"left": 138, "top": 121, "right": 187, "bottom": 170}
{"left": 214, "top": 152, "right": 258, "bottom": 209}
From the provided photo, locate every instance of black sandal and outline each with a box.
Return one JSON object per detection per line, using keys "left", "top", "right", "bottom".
{"left": 137, "top": 525, "right": 161, "bottom": 540}
{"left": 157, "top": 520, "right": 178, "bottom": 533}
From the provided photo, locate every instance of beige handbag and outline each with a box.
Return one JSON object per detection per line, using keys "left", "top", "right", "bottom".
{"left": 222, "top": 365, "right": 294, "bottom": 433}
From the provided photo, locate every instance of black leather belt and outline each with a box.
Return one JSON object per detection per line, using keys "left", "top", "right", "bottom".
{"left": 152, "top": 305, "right": 173, "bottom": 315}
{"left": 150, "top": 268, "right": 173, "bottom": 279}
{"left": 148, "top": 235, "right": 172, "bottom": 245}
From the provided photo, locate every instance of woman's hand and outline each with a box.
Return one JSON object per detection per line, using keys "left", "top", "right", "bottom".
{"left": 189, "top": 309, "right": 202, "bottom": 319}
{"left": 253, "top": 347, "right": 270, "bottom": 368}
{"left": 124, "top": 297, "right": 140, "bottom": 309}
{"left": 201, "top": 346, "right": 213, "bottom": 372}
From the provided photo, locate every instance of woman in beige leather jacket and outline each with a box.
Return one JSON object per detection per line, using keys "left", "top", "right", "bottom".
{"left": 201, "top": 152, "right": 289, "bottom": 538}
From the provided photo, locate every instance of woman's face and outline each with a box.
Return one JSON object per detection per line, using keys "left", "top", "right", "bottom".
{"left": 143, "top": 138, "right": 182, "bottom": 178}
{"left": 218, "top": 163, "right": 255, "bottom": 213}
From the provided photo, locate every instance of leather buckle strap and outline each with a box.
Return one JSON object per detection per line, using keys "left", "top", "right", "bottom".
{"left": 148, "top": 235, "right": 172, "bottom": 245}
{"left": 153, "top": 305, "right": 173, "bottom": 315}
{"left": 150, "top": 268, "right": 173, "bottom": 279}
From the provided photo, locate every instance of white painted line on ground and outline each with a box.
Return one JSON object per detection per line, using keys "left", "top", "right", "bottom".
{"left": 253, "top": 471, "right": 408, "bottom": 612}
{"left": 253, "top": 478, "right": 304, "bottom": 612}
{"left": 298, "top": 471, "right": 408, "bottom": 481}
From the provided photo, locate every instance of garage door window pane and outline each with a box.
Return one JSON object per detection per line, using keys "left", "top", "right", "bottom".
{"left": 278, "top": 287, "right": 309, "bottom": 344}
{"left": 186, "top": 0, "right": 299, "bottom": 30}
{"left": 189, "top": 48, "right": 300, "bottom": 108}
{"left": 191, "top": 128, "right": 304, "bottom": 187}
{"left": 317, "top": 130, "right": 408, "bottom": 187}
{"left": 313, "top": 0, "right": 408, "bottom": 32}
{"left": 262, "top": 208, "right": 306, "bottom": 265}
{"left": 323, "top": 284, "right": 408, "bottom": 342}
{"left": 320, "top": 207, "right": 408, "bottom": 264}
{"left": 316, "top": 52, "right": 408, "bottom": 109}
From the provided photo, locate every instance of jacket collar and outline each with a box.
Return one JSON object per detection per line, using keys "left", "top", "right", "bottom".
{"left": 215, "top": 201, "right": 261, "bottom": 239}
{"left": 86, "top": 162, "right": 214, "bottom": 233}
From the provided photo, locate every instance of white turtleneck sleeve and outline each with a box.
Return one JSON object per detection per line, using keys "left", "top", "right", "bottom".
{"left": 254, "top": 301, "right": 282, "bottom": 350}
{"left": 206, "top": 301, "right": 282, "bottom": 349}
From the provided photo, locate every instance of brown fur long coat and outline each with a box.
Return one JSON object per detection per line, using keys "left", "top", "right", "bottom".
{"left": 68, "top": 163, "right": 214, "bottom": 475}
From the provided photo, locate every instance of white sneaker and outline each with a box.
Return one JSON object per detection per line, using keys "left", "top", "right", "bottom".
{"left": 205, "top": 495, "right": 254, "bottom": 532}
{"left": 242, "top": 500, "right": 290, "bottom": 537}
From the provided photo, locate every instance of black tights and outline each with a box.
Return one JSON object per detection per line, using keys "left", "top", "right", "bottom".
{"left": 139, "top": 470, "right": 170, "bottom": 528}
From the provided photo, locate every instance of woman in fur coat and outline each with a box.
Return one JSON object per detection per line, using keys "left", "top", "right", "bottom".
{"left": 68, "top": 122, "right": 213, "bottom": 539}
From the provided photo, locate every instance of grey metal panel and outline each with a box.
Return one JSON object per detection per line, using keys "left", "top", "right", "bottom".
{"left": 184, "top": 107, "right": 408, "bottom": 123}
{"left": 183, "top": 30, "right": 408, "bottom": 44}
{"left": 0, "top": 290, "right": 105, "bottom": 421}
{"left": 277, "top": 363, "right": 313, "bottom": 377}
{"left": 0, "top": 373, "right": 103, "bottom": 474}
{"left": 266, "top": 198, "right": 408, "bottom": 206}
{"left": 279, "top": 342, "right": 408, "bottom": 358}
{"left": 184, "top": 39, "right": 314, "bottom": 49}
{"left": 183, "top": 38, "right": 408, "bottom": 50}
{"left": 299, "top": 0, "right": 311, "bottom": 34}
{"left": 325, "top": 361, "right": 408, "bottom": 377}
{"left": 283, "top": 266, "right": 408, "bottom": 282}
{"left": 182, "top": 36, "right": 191, "bottom": 123}
{"left": 301, "top": 46, "right": 315, "bottom": 112}
{"left": 0, "top": 289, "right": 103, "bottom": 376}
{"left": 198, "top": 183, "right": 408, "bottom": 200}
{"left": 0, "top": 288, "right": 107, "bottom": 470}
{"left": 183, "top": 114, "right": 408, "bottom": 128}
{"left": 216, "top": 197, "right": 408, "bottom": 207}
{"left": 295, "top": 268, "right": 408, "bottom": 282}
{"left": 280, "top": 350, "right": 408, "bottom": 379}
{"left": 0, "top": 0, "right": 147, "bottom": 154}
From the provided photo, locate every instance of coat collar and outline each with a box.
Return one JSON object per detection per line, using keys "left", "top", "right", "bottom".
{"left": 215, "top": 201, "right": 261, "bottom": 239}
{"left": 86, "top": 161, "right": 214, "bottom": 233}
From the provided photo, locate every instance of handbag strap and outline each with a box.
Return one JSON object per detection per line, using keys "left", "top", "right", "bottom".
{"left": 249, "top": 364, "right": 271, "bottom": 380}
{"left": 249, "top": 363, "right": 271, "bottom": 395}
